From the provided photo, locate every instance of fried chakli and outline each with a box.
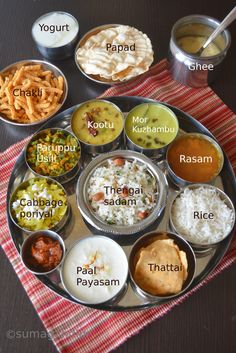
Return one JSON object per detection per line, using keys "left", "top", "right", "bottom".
{"left": 134, "top": 237, "right": 188, "bottom": 296}
{"left": 0, "top": 64, "right": 64, "bottom": 124}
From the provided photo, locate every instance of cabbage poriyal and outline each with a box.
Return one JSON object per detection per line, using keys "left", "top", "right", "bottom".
{"left": 11, "top": 178, "right": 67, "bottom": 231}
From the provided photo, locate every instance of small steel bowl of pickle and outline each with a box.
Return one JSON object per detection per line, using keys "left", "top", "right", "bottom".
{"left": 21, "top": 230, "right": 65, "bottom": 275}
{"left": 25, "top": 128, "right": 81, "bottom": 183}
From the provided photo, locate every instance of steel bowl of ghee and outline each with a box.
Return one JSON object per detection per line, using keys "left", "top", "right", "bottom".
{"left": 169, "top": 15, "right": 231, "bottom": 87}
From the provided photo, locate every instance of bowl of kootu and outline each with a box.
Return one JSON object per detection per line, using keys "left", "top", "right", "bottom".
{"left": 71, "top": 99, "right": 124, "bottom": 154}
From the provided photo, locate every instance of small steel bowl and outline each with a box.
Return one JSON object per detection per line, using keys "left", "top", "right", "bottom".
{"left": 9, "top": 176, "right": 70, "bottom": 234}
{"left": 129, "top": 231, "right": 196, "bottom": 300}
{"left": 32, "top": 11, "right": 79, "bottom": 60}
{"left": 77, "top": 150, "right": 168, "bottom": 235}
{"left": 125, "top": 103, "right": 179, "bottom": 158}
{"left": 74, "top": 24, "right": 153, "bottom": 85}
{"left": 0, "top": 60, "right": 68, "bottom": 126}
{"left": 71, "top": 99, "right": 124, "bottom": 155}
{"left": 169, "top": 184, "right": 236, "bottom": 250}
{"left": 25, "top": 128, "right": 81, "bottom": 184}
{"left": 166, "top": 132, "right": 224, "bottom": 187}
{"left": 60, "top": 235, "right": 128, "bottom": 305}
{"left": 21, "top": 230, "right": 65, "bottom": 275}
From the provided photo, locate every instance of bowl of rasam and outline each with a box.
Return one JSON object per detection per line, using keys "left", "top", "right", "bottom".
{"left": 166, "top": 133, "right": 224, "bottom": 186}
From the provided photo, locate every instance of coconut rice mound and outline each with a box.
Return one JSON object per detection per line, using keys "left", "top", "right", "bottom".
{"left": 88, "top": 159, "right": 158, "bottom": 225}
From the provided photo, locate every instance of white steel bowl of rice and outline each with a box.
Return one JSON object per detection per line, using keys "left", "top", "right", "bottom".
{"left": 77, "top": 150, "right": 168, "bottom": 235}
{"left": 170, "top": 184, "right": 235, "bottom": 249}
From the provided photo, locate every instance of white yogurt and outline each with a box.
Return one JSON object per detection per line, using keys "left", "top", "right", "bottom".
{"left": 32, "top": 12, "right": 79, "bottom": 48}
{"left": 61, "top": 236, "right": 128, "bottom": 304}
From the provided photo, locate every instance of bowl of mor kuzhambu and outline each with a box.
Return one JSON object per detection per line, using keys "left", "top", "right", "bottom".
{"left": 0, "top": 60, "right": 68, "bottom": 126}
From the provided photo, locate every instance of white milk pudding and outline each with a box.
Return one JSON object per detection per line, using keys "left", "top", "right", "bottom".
{"left": 61, "top": 236, "right": 128, "bottom": 304}
{"left": 32, "top": 12, "right": 79, "bottom": 48}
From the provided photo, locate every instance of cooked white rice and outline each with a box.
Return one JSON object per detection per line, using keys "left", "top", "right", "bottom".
{"left": 88, "top": 159, "right": 157, "bottom": 225}
{"left": 171, "top": 186, "right": 235, "bottom": 244}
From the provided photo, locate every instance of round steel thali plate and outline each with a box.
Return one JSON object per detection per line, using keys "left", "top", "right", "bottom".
{"left": 7, "top": 96, "right": 236, "bottom": 311}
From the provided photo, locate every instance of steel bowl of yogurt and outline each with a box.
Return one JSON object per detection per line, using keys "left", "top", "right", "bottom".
{"left": 32, "top": 11, "right": 79, "bottom": 60}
